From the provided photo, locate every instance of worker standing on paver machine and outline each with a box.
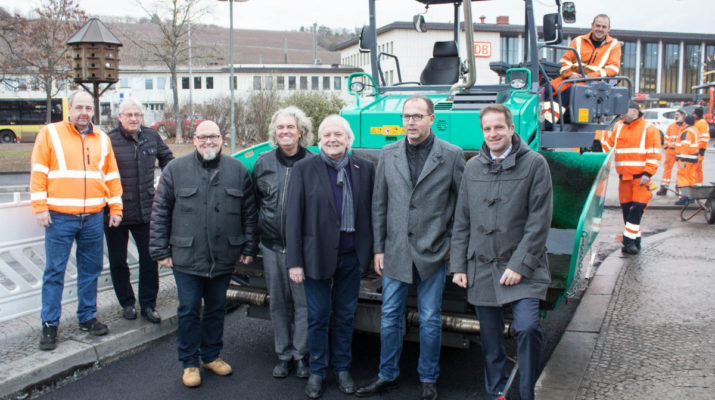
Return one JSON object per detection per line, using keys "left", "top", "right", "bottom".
{"left": 656, "top": 109, "right": 686, "bottom": 196}
{"left": 602, "top": 101, "right": 661, "bottom": 255}
{"left": 674, "top": 116, "right": 700, "bottom": 205}
{"left": 692, "top": 107, "right": 710, "bottom": 185}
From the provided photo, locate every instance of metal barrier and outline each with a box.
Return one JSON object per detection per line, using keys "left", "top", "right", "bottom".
{"left": 0, "top": 196, "right": 168, "bottom": 322}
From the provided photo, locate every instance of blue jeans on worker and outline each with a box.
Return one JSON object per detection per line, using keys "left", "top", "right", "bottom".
{"left": 303, "top": 252, "right": 361, "bottom": 378}
{"left": 105, "top": 222, "right": 159, "bottom": 309}
{"left": 172, "top": 269, "right": 232, "bottom": 368}
{"left": 379, "top": 262, "right": 447, "bottom": 383}
{"left": 41, "top": 211, "right": 104, "bottom": 326}
{"left": 476, "top": 298, "right": 542, "bottom": 400}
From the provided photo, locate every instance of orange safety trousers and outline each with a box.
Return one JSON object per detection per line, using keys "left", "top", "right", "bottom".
{"left": 696, "top": 154, "right": 704, "bottom": 184}
{"left": 619, "top": 179, "right": 651, "bottom": 247}
{"left": 677, "top": 160, "right": 698, "bottom": 188}
{"left": 660, "top": 147, "right": 676, "bottom": 187}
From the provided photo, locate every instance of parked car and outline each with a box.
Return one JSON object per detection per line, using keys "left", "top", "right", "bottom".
{"left": 643, "top": 108, "right": 677, "bottom": 135}
{"left": 149, "top": 115, "right": 205, "bottom": 137}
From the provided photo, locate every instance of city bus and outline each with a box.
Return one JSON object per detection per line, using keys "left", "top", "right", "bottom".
{"left": 0, "top": 98, "right": 68, "bottom": 143}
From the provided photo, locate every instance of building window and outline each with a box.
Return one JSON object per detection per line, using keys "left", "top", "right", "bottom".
{"left": 265, "top": 76, "right": 273, "bottom": 90}
{"left": 289, "top": 76, "right": 296, "bottom": 90}
{"left": 639, "top": 41, "right": 658, "bottom": 93}
{"left": 323, "top": 76, "right": 330, "bottom": 90}
{"left": 277, "top": 76, "right": 285, "bottom": 90}
{"left": 300, "top": 76, "right": 308, "bottom": 90}
{"left": 253, "top": 76, "right": 262, "bottom": 90}
{"left": 501, "top": 36, "right": 519, "bottom": 64}
{"left": 194, "top": 77, "right": 201, "bottom": 89}
{"left": 661, "top": 43, "right": 680, "bottom": 94}
{"left": 206, "top": 76, "right": 213, "bottom": 89}
{"left": 619, "top": 41, "right": 637, "bottom": 89}
{"left": 157, "top": 77, "right": 166, "bottom": 90}
{"left": 705, "top": 44, "right": 715, "bottom": 85}
{"left": 145, "top": 78, "right": 153, "bottom": 90}
{"left": 119, "top": 77, "right": 129, "bottom": 88}
{"left": 334, "top": 76, "right": 341, "bottom": 90}
{"left": 311, "top": 76, "right": 319, "bottom": 90}
{"left": 182, "top": 77, "right": 189, "bottom": 89}
{"left": 683, "top": 44, "right": 701, "bottom": 94}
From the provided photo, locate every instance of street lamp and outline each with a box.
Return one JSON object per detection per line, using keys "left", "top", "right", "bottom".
{"left": 219, "top": 0, "right": 249, "bottom": 154}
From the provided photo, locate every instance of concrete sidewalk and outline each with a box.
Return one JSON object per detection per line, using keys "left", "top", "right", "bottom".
{"left": 0, "top": 277, "right": 180, "bottom": 399}
{"left": 536, "top": 223, "right": 715, "bottom": 399}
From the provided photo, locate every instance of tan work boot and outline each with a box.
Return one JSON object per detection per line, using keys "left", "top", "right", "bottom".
{"left": 202, "top": 358, "right": 232, "bottom": 376}
{"left": 182, "top": 367, "right": 201, "bottom": 387}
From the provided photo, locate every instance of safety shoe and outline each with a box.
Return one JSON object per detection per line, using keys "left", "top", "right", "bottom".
{"left": 621, "top": 243, "right": 639, "bottom": 255}
{"left": 182, "top": 367, "right": 201, "bottom": 387}
{"left": 122, "top": 305, "right": 137, "bottom": 320}
{"left": 202, "top": 358, "right": 232, "bottom": 376}
{"left": 421, "top": 382, "right": 438, "bottom": 400}
{"left": 337, "top": 370, "right": 356, "bottom": 394}
{"left": 79, "top": 318, "right": 108, "bottom": 336}
{"left": 305, "top": 374, "right": 324, "bottom": 399}
{"left": 296, "top": 357, "right": 310, "bottom": 379}
{"left": 656, "top": 186, "right": 668, "bottom": 196}
{"left": 272, "top": 359, "right": 292, "bottom": 378}
{"left": 141, "top": 307, "right": 161, "bottom": 324}
{"left": 39, "top": 322, "right": 57, "bottom": 351}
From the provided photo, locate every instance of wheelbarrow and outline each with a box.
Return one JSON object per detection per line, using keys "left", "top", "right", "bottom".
{"left": 677, "top": 185, "right": 715, "bottom": 224}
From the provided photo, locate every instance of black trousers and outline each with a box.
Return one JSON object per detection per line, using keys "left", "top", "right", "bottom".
{"left": 104, "top": 222, "right": 159, "bottom": 309}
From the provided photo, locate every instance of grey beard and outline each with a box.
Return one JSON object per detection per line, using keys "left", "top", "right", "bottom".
{"left": 202, "top": 150, "right": 218, "bottom": 160}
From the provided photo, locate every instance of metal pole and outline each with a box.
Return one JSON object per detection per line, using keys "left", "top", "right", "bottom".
{"left": 189, "top": 22, "right": 194, "bottom": 136}
{"left": 93, "top": 82, "right": 100, "bottom": 127}
{"left": 229, "top": 0, "right": 236, "bottom": 154}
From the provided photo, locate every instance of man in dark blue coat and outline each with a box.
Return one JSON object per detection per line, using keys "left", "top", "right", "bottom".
{"left": 286, "top": 115, "right": 374, "bottom": 399}
{"left": 105, "top": 98, "right": 173, "bottom": 323}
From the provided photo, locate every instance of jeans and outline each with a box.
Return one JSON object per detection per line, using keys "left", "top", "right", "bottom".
{"left": 173, "top": 269, "right": 232, "bottom": 368}
{"left": 261, "top": 244, "right": 308, "bottom": 361}
{"left": 105, "top": 222, "right": 159, "bottom": 309}
{"left": 41, "top": 211, "right": 104, "bottom": 325}
{"left": 379, "top": 263, "right": 446, "bottom": 383}
{"left": 476, "top": 298, "right": 542, "bottom": 400}
{"left": 303, "top": 252, "right": 361, "bottom": 377}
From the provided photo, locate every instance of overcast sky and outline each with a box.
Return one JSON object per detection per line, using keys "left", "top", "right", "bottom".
{"left": 3, "top": 0, "right": 714, "bottom": 35}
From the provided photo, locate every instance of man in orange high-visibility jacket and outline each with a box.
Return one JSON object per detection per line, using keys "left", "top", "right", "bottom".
{"left": 675, "top": 116, "right": 700, "bottom": 205}
{"left": 656, "top": 109, "right": 686, "bottom": 195}
{"left": 546, "top": 14, "right": 621, "bottom": 121}
{"left": 30, "top": 91, "right": 123, "bottom": 351}
{"left": 602, "top": 102, "right": 661, "bottom": 255}
{"left": 693, "top": 107, "right": 710, "bottom": 184}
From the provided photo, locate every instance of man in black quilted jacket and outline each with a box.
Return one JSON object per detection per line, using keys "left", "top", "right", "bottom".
{"left": 105, "top": 98, "right": 173, "bottom": 323}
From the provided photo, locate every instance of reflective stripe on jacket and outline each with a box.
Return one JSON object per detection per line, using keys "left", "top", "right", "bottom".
{"left": 603, "top": 117, "right": 662, "bottom": 180}
{"left": 675, "top": 127, "right": 700, "bottom": 163}
{"left": 664, "top": 121, "right": 684, "bottom": 149}
{"left": 551, "top": 32, "right": 621, "bottom": 91}
{"left": 694, "top": 119, "right": 710, "bottom": 150}
{"left": 30, "top": 120, "right": 123, "bottom": 215}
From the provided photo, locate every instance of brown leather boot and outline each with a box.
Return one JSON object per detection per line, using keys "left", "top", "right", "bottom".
{"left": 202, "top": 358, "right": 233, "bottom": 376}
{"left": 182, "top": 367, "right": 201, "bottom": 387}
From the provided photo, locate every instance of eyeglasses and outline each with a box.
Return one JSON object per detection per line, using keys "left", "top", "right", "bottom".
{"left": 401, "top": 113, "right": 432, "bottom": 122}
{"left": 194, "top": 134, "right": 221, "bottom": 143}
{"left": 120, "top": 113, "right": 143, "bottom": 119}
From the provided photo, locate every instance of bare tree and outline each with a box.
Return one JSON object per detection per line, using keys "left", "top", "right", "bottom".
{"left": 133, "top": 0, "right": 206, "bottom": 142}
{"left": 0, "top": 1, "right": 86, "bottom": 123}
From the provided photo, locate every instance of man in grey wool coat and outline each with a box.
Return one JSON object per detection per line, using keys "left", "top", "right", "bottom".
{"left": 451, "top": 104, "right": 553, "bottom": 400}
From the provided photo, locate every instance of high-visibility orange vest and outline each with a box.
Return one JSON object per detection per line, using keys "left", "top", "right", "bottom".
{"left": 694, "top": 118, "right": 710, "bottom": 150}
{"left": 602, "top": 117, "right": 662, "bottom": 180}
{"left": 663, "top": 121, "right": 684, "bottom": 149}
{"left": 675, "top": 126, "right": 700, "bottom": 161}
{"left": 30, "top": 120, "right": 123, "bottom": 216}
{"left": 550, "top": 32, "right": 621, "bottom": 92}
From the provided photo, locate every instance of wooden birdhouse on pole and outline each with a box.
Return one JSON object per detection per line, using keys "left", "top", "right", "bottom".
{"left": 66, "top": 18, "right": 122, "bottom": 126}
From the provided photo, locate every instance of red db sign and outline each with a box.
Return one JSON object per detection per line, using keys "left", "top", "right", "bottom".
{"left": 473, "top": 42, "right": 492, "bottom": 58}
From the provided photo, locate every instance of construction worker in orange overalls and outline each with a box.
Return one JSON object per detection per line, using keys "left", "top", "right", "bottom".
{"left": 692, "top": 107, "right": 710, "bottom": 185}
{"left": 674, "top": 116, "right": 700, "bottom": 205}
{"left": 602, "top": 102, "right": 661, "bottom": 255}
{"left": 545, "top": 14, "right": 621, "bottom": 123}
{"left": 656, "top": 109, "right": 686, "bottom": 196}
